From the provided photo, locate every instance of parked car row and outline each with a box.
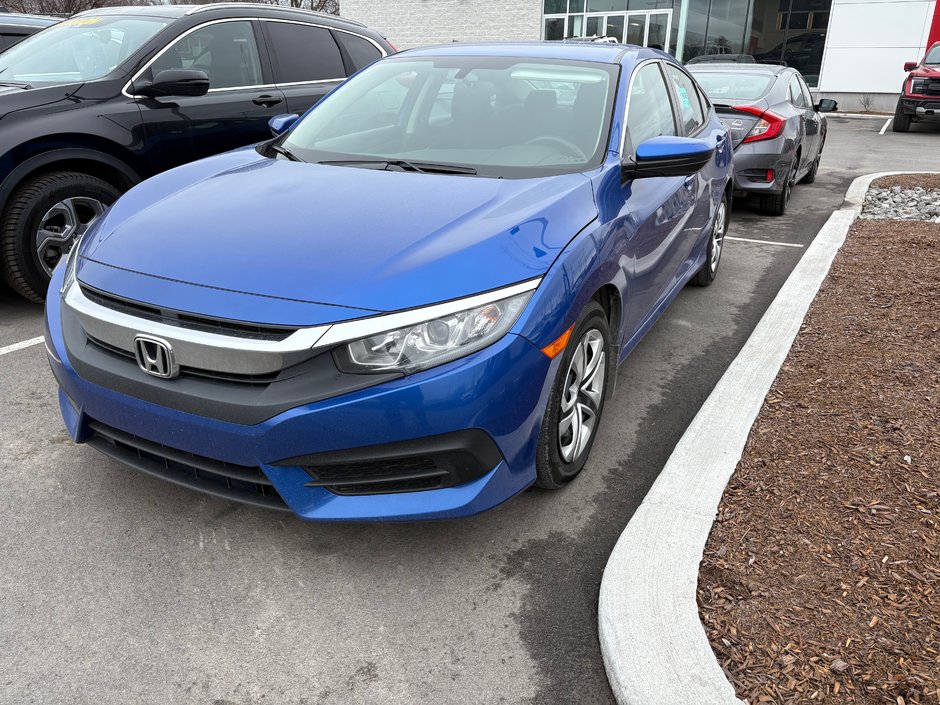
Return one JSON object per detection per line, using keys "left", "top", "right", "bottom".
{"left": 18, "top": 8, "right": 837, "bottom": 521}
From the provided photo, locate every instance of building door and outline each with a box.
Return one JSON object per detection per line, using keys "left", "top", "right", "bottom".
{"left": 583, "top": 10, "right": 671, "bottom": 51}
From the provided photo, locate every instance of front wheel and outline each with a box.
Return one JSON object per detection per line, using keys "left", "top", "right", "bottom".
{"left": 892, "top": 100, "right": 911, "bottom": 133}
{"left": 1, "top": 171, "right": 121, "bottom": 302}
{"left": 535, "top": 300, "right": 612, "bottom": 489}
{"left": 691, "top": 194, "right": 728, "bottom": 287}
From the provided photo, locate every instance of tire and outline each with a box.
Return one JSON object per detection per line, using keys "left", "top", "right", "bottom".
{"left": 1, "top": 171, "right": 121, "bottom": 302}
{"left": 760, "top": 157, "right": 797, "bottom": 216}
{"left": 892, "top": 100, "right": 911, "bottom": 133}
{"left": 801, "top": 145, "right": 822, "bottom": 184}
{"left": 535, "top": 300, "right": 613, "bottom": 490}
{"left": 691, "top": 194, "right": 728, "bottom": 287}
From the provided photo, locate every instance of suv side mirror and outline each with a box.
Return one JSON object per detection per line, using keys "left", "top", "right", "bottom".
{"left": 135, "top": 69, "right": 210, "bottom": 98}
{"left": 815, "top": 98, "right": 838, "bottom": 113}
{"left": 622, "top": 136, "right": 715, "bottom": 179}
{"left": 904, "top": 61, "right": 919, "bottom": 72}
{"left": 269, "top": 113, "right": 299, "bottom": 137}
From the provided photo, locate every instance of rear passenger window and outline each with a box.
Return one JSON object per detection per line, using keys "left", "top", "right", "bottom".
{"left": 266, "top": 22, "right": 345, "bottom": 83}
{"left": 625, "top": 63, "right": 676, "bottom": 154}
{"left": 789, "top": 75, "right": 807, "bottom": 108}
{"left": 665, "top": 65, "right": 705, "bottom": 135}
{"left": 335, "top": 32, "right": 382, "bottom": 72}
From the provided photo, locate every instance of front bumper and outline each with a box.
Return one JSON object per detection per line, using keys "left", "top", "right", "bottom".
{"left": 899, "top": 96, "right": 940, "bottom": 118}
{"left": 45, "top": 267, "right": 557, "bottom": 522}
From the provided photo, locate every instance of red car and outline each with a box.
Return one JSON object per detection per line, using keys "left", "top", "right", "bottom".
{"left": 894, "top": 42, "right": 940, "bottom": 132}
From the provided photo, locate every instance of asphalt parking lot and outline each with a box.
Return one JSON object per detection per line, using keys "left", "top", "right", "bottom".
{"left": 1, "top": 117, "right": 938, "bottom": 705}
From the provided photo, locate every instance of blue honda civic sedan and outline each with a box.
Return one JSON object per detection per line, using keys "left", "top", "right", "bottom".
{"left": 44, "top": 42, "right": 732, "bottom": 521}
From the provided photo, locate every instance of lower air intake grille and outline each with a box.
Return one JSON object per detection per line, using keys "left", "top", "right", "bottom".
{"left": 85, "top": 419, "right": 288, "bottom": 511}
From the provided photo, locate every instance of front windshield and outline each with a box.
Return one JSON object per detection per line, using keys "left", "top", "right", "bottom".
{"left": 281, "top": 56, "right": 618, "bottom": 178}
{"left": 693, "top": 72, "right": 775, "bottom": 102}
{"left": 925, "top": 45, "right": 940, "bottom": 65}
{"left": 0, "top": 15, "right": 169, "bottom": 87}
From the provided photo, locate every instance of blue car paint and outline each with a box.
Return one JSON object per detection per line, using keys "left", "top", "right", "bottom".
{"left": 46, "top": 44, "right": 733, "bottom": 521}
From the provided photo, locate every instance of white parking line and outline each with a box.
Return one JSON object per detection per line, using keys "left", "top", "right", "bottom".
{"left": 879, "top": 118, "right": 893, "bottom": 135}
{"left": 725, "top": 236, "right": 805, "bottom": 248}
{"left": 0, "top": 336, "right": 44, "bottom": 356}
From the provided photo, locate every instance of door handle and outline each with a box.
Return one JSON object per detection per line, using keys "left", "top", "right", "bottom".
{"left": 252, "top": 94, "right": 283, "bottom": 107}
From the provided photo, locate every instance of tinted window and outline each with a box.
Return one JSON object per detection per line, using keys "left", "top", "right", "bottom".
{"left": 625, "top": 63, "right": 676, "bottom": 153}
{"left": 797, "top": 74, "right": 813, "bottom": 107}
{"left": 692, "top": 72, "right": 775, "bottom": 102}
{"left": 267, "top": 22, "right": 345, "bottom": 83}
{"left": 335, "top": 31, "right": 382, "bottom": 72}
{"left": 151, "top": 21, "right": 263, "bottom": 89}
{"left": 788, "top": 74, "right": 807, "bottom": 107}
{"left": 0, "top": 33, "right": 27, "bottom": 51}
{"left": 665, "top": 65, "right": 705, "bottom": 134}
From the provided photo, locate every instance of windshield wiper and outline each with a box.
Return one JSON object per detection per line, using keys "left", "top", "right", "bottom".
{"left": 0, "top": 81, "right": 32, "bottom": 89}
{"left": 270, "top": 143, "right": 303, "bottom": 162}
{"left": 317, "top": 159, "right": 477, "bottom": 175}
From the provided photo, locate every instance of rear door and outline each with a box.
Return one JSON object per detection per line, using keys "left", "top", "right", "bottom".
{"left": 787, "top": 72, "right": 818, "bottom": 167}
{"left": 260, "top": 20, "right": 347, "bottom": 116}
{"left": 134, "top": 18, "right": 287, "bottom": 175}
{"left": 796, "top": 72, "right": 822, "bottom": 161}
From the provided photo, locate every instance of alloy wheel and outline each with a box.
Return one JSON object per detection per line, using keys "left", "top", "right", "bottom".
{"left": 558, "top": 328, "right": 606, "bottom": 463}
{"left": 36, "top": 196, "right": 106, "bottom": 276}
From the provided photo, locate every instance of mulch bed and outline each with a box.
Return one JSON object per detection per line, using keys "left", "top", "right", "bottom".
{"left": 871, "top": 174, "right": 940, "bottom": 191}
{"left": 697, "top": 185, "right": 939, "bottom": 703}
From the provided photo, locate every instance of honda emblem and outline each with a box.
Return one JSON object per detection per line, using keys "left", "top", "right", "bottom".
{"left": 133, "top": 335, "right": 178, "bottom": 379}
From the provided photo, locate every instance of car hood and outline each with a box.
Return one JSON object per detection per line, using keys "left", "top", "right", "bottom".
{"left": 0, "top": 81, "right": 81, "bottom": 119}
{"left": 911, "top": 65, "right": 940, "bottom": 77}
{"left": 77, "top": 148, "right": 598, "bottom": 326}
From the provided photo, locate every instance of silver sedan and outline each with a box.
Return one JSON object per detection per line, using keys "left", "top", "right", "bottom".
{"left": 688, "top": 63, "right": 838, "bottom": 216}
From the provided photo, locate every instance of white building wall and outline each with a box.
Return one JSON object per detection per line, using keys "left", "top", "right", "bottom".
{"left": 818, "top": 0, "right": 936, "bottom": 98}
{"left": 341, "top": 0, "right": 542, "bottom": 49}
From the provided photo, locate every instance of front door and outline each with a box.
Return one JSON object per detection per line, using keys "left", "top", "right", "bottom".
{"left": 133, "top": 19, "right": 287, "bottom": 175}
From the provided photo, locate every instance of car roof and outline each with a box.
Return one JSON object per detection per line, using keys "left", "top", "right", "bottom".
{"left": 0, "top": 13, "right": 59, "bottom": 28}
{"left": 686, "top": 62, "right": 791, "bottom": 75}
{"left": 74, "top": 4, "right": 366, "bottom": 27}
{"left": 398, "top": 41, "right": 653, "bottom": 64}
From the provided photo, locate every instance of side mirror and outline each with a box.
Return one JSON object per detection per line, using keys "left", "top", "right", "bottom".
{"left": 904, "top": 61, "right": 919, "bottom": 72}
{"left": 134, "top": 69, "right": 209, "bottom": 98}
{"left": 269, "top": 113, "right": 300, "bottom": 137}
{"left": 622, "top": 136, "right": 715, "bottom": 179}
{"left": 815, "top": 98, "right": 838, "bottom": 113}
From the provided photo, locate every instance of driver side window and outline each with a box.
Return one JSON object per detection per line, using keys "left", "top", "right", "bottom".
{"left": 624, "top": 63, "right": 676, "bottom": 156}
{"left": 149, "top": 21, "right": 263, "bottom": 90}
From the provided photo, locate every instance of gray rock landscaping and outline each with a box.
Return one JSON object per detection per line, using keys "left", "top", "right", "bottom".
{"left": 862, "top": 185, "right": 940, "bottom": 222}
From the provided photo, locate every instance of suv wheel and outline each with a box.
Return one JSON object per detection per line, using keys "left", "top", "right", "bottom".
{"left": 892, "top": 99, "right": 911, "bottom": 133}
{"left": 1, "top": 171, "right": 121, "bottom": 302}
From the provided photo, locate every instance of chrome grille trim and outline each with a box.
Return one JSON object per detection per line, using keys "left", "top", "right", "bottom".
{"left": 66, "top": 282, "right": 329, "bottom": 376}
{"left": 64, "top": 277, "right": 542, "bottom": 377}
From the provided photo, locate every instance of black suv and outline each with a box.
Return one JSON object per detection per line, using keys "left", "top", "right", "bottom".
{"left": 0, "top": 12, "right": 59, "bottom": 51}
{"left": 0, "top": 3, "right": 392, "bottom": 301}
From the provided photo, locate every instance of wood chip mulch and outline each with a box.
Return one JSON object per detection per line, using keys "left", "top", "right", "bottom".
{"left": 697, "top": 204, "right": 939, "bottom": 703}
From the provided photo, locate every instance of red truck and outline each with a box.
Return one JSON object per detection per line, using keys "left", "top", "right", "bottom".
{"left": 894, "top": 42, "right": 940, "bottom": 132}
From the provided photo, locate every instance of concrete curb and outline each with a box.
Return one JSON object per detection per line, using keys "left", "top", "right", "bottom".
{"left": 597, "top": 171, "right": 935, "bottom": 705}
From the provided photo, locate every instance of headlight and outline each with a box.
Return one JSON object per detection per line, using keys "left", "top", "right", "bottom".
{"left": 910, "top": 77, "right": 928, "bottom": 95}
{"left": 334, "top": 290, "right": 533, "bottom": 374}
{"left": 59, "top": 246, "right": 78, "bottom": 295}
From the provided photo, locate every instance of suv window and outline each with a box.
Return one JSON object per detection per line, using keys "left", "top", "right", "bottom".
{"left": 266, "top": 21, "right": 345, "bottom": 83}
{"left": 664, "top": 65, "right": 705, "bottom": 135}
{"left": 150, "top": 20, "right": 263, "bottom": 90}
{"left": 788, "top": 74, "right": 807, "bottom": 108}
{"left": 625, "top": 63, "right": 676, "bottom": 154}
{"left": 335, "top": 31, "right": 382, "bottom": 72}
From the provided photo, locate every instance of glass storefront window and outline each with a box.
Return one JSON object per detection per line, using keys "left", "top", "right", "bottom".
{"left": 544, "top": 16, "right": 566, "bottom": 39}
